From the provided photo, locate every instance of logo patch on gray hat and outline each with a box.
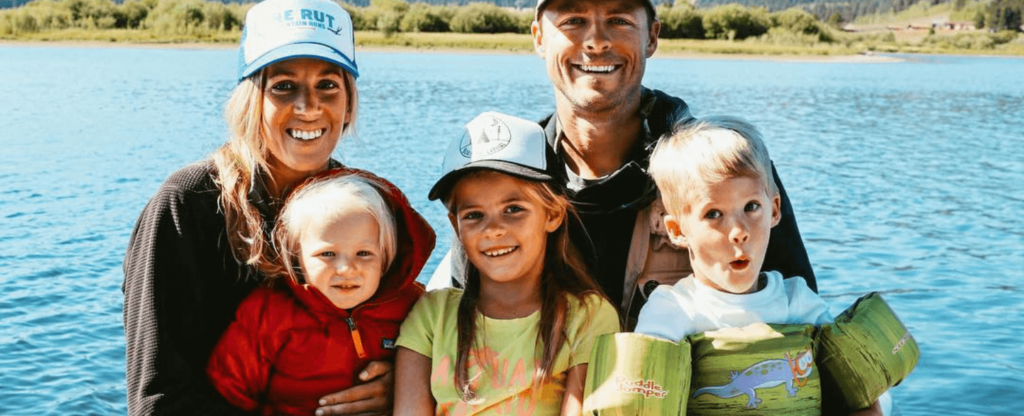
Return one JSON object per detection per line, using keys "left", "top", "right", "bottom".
{"left": 460, "top": 116, "right": 512, "bottom": 158}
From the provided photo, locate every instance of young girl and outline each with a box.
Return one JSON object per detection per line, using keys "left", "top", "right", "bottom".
{"left": 206, "top": 168, "right": 435, "bottom": 416}
{"left": 394, "top": 112, "right": 621, "bottom": 416}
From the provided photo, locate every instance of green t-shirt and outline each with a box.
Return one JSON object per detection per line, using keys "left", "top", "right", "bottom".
{"left": 398, "top": 288, "right": 620, "bottom": 416}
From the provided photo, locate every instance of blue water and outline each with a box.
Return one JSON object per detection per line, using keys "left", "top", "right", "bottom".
{"left": 1, "top": 45, "right": 1022, "bottom": 415}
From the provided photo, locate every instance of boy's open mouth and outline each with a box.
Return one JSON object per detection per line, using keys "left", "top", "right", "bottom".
{"left": 730, "top": 259, "right": 750, "bottom": 269}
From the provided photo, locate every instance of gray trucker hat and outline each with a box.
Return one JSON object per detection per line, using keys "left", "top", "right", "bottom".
{"left": 428, "top": 112, "right": 551, "bottom": 201}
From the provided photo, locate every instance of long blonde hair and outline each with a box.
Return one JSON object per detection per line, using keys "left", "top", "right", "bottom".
{"left": 212, "top": 67, "right": 359, "bottom": 278}
{"left": 445, "top": 172, "right": 608, "bottom": 401}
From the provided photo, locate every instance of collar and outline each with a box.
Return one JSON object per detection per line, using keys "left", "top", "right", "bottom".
{"left": 548, "top": 87, "right": 657, "bottom": 163}
{"left": 544, "top": 88, "right": 659, "bottom": 214}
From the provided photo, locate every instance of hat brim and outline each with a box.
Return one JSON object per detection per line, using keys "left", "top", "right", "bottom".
{"left": 239, "top": 42, "right": 359, "bottom": 82}
{"left": 428, "top": 161, "right": 552, "bottom": 201}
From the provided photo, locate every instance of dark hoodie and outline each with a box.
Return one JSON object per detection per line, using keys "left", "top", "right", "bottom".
{"left": 205, "top": 168, "right": 435, "bottom": 416}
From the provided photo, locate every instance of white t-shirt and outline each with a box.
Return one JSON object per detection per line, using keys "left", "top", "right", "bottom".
{"left": 634, "top": 271, "right": 833, "bottom": 342}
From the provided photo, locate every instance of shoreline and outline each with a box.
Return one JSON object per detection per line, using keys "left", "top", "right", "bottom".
{"left": 0, "top": 39, "right": 905, "bottom": 63}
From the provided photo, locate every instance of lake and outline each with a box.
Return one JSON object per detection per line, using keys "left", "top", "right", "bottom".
{"left": 0, "top": 45, "right": 1021, "bottom": 415}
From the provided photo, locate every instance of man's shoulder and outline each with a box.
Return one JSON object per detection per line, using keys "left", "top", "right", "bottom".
{"left": 642, "top": 87, "right": 694, "bottom": 137}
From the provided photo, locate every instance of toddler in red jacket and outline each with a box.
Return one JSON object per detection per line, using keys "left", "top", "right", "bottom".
{"left": 206, "top": 168, "right": 436, "bottom": 416}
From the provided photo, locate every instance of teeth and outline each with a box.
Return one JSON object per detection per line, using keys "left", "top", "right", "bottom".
{"left": 581, "top": 65, "right": 615, "bottom": 73}
{"left": 484, "top": 247, "right": 516, "bottom": 257}
{"left": 290, "top": 129, "right": 324, "bottom": 140}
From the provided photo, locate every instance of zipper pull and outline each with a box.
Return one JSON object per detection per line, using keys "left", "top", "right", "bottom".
{"left": 346, "top": 317, "right": 367, "bottom": 359}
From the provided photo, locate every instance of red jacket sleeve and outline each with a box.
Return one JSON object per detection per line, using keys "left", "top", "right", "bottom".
{"left": 206, "top": 288, "right": 278, "bottom": 412}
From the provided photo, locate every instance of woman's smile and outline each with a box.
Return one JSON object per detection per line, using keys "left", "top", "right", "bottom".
{"left": 261, "top": 58, "right": 352, "bottom": 182}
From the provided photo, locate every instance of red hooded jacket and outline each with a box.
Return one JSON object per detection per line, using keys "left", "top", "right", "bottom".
{"left": 206, "top": 168, "right": 435, "bottom": 416}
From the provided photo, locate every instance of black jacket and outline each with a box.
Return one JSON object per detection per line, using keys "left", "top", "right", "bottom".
{"left": 122, "top": 161, "right": 258, "bottom": 415}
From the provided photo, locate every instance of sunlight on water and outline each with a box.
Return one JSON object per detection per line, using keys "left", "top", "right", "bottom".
{"left": 0, "top": 46, "right": 1021, "bottom": 415}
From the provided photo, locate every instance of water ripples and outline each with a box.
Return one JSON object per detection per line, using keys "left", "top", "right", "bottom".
{"left": 1, "top": 47, "right": 1022, "bottom": 415}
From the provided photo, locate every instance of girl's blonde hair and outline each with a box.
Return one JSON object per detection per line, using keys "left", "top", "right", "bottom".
{"left": 649, "top": 115, "right": 777, "bottom": 218}
{"left": 211, "top": 67, "right": 359, "bottom": 278}
{"left": 269, "top": 173, "right": 397, "bottom": 284}
{"left": 445, "top": 172, "right": 608, "bottom": 402}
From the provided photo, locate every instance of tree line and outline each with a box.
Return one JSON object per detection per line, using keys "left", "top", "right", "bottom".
{"left": 0, "top": 0, "right": 839, "bottom": 40}
{"left": 2, "top": 0, "right": 1018, "bottom": 40}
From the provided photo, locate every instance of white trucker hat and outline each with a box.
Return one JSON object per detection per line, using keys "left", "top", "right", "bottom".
{"left": 237, "top": 0, "right": 358, "bottom": 82}
{"left": 428, "top": 112, "right": 552, "bottom": 201}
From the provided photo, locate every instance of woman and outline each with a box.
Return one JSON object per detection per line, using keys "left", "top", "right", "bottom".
{"left": 122, "top": 0, "right": 392, "bottom": 414}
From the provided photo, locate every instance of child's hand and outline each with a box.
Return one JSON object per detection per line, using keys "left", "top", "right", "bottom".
{"left": 316, "top": 361, "right": 394, "bottom": 416}
{"left": 849, "top": 399, "right": 882, "bottom": 416}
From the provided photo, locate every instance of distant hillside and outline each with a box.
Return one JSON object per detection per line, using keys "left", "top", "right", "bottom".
{"left": 693, "top": 0, "right": 960, "bottom": 21}
{"left": 0, "top": 0, "right": 679, "bottom": 10}
{"left": 0, "top": 0, "right": 964, "bottom": 22}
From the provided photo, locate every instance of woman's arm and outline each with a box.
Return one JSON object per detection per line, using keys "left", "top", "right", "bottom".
{"left": 559, "top": 364, "right": 588, "bottom": 416}
{"left": 392, "top": 347, "right": 435, "bottom": 416}
{"left": 123, "top": 167, "right": 251, "bottom": 416}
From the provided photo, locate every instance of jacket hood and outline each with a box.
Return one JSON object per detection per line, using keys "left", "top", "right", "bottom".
{"left": 283, "top": 167, "right": 435, "bottom": 315}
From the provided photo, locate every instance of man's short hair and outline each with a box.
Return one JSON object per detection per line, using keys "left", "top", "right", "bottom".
{"left": 535, "top": 0, "right": 657, "bottom": 25}
{"left": 649, "top": 116, "right": 778, "bottom": 218}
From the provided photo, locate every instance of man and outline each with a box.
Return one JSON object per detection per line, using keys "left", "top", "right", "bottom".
{"left": 529, "top": 0, "right": 816, "bottom": 329}
{"left": 430, "top": 0, "right": 814, "bottom": 329}
{"left": 527, "top": 2, "right": 884, "bottom": 414}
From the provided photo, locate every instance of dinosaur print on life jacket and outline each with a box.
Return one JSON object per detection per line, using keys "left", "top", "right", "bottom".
{"left": 691, "top": 349, "right": 814, "bottom": 409}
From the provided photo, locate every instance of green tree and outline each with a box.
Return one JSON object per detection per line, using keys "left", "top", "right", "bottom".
{"left": 702, "top": 4, "right": 769, "bottom": 40}
{"left": 449, "top": 3, "right": 521, "bottom": 34}
{"left": 658, "top": 2, "right": 704, "bottom": 39}
{"left": 986, "top": 0, "right": 1023, "bottom": 32}
{"left": 120, "top": 0, "right": 150, "bottom": 29}
{"left": 399, "top": 3, "right": 450, "bottom": 33}
{"left": 828, "top": 11, "right": 843, "bottom": 26}
{"left": 369, "top": 0, "right": 409, "bottom": 36}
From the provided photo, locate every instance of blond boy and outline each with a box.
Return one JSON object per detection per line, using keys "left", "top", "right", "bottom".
{"left": 635, "top": 116, "right": 831, "bottom": 341}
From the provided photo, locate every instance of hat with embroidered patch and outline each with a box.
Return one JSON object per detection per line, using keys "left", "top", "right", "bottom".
{"left": 428, "top": 112, "right": 552, "bottom": 201}
{"left": 237, "top": 0, "right": 358, "bottom": 82}
{"left": 535, "top": 0, "right": 656, "bottom": 21}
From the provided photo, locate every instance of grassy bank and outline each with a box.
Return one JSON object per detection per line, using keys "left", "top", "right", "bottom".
{"left": 4, "top": 29, "right": 1024, "bottom": 57}
{"left": 3, "top": 0, "right": 1022, "bottom": 57}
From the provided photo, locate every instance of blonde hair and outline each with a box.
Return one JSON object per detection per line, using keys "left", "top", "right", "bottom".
{"left": 444, "top": 171, "right": 609, "bottom": 402}
{"left": 270, "top": 173, "right": 397, "bottom": 284}
{"left": 211, "top": 66, "right": 359, "bottom": 277}
{"left": 649, "top": 116, "right": 777, "bottom": 218}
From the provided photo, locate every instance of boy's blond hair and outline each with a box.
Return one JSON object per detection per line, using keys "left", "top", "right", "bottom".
{"left": 649, "top": 116, "right": 778, "bottom": 218}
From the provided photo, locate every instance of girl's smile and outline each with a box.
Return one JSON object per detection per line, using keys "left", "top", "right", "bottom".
{"left": 448, "top": 171, "right": 562, "bottom": 288}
